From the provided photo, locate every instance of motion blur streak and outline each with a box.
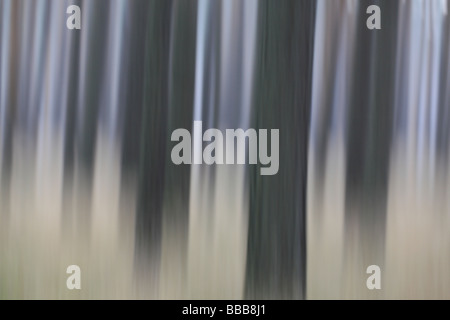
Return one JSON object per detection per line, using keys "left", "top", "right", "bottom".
{"left": 0, "top": 0, "right": 449, "bottom": 300}
{"left": 308, "top": 0, "right": 450, "bottom": 299}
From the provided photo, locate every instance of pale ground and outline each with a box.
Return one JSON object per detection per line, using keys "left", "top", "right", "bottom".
{"left": 307, "top": 135, "right": 450, "bottom": 299}
{"left": 0, "top": 131, "right": 137, "bottom": 299}
{"left": 0, "top": 132, "right": 248, "bottom": 299}
{"left": 2, "top": 132, "right": 450, "bottom": 299}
